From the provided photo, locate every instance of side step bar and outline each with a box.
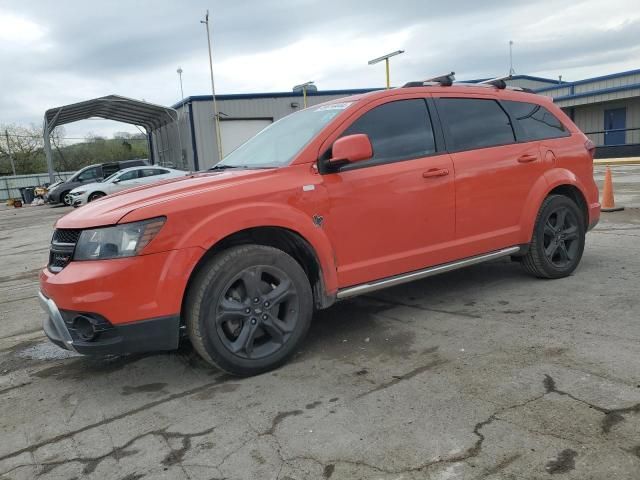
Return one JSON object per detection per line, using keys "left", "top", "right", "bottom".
{"left": 336, "top": 246, "right": 521, "bottom": 299}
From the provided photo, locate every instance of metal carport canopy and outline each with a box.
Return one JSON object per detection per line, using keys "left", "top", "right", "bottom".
{"left": 43, "top": 95, "right": 178, "bottom": 183}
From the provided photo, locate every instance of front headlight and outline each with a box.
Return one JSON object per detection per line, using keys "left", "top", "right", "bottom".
{"left": 74, "top": 217, "right": 166, "bottom": 260}
{"left": 71, "top": 191, "right": 85, "bottom": 196}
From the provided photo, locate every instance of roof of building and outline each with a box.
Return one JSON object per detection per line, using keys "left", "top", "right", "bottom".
{"left": 170, "top": 70, "right": 640, "bottom": 109}
{"left": 536, "top": 68, "right": 640, "bottom": 93}
{"left": 44, "top": 95, "right": 179, "bottom": 134}
{"left": 172, "top": 88, "right": 381, "bottom": 109}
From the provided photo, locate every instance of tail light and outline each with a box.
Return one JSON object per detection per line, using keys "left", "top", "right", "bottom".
{"left": 584, "top": 139, "right": 596, "bottom": 159}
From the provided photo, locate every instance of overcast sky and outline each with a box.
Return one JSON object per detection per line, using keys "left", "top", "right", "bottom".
{"left": 1, "top": 0, "right": 638, "bottom": 140}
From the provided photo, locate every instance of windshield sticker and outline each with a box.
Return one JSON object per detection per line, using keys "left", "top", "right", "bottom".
{"left": 315, "top": 102, "right": 353, "bottom": 112}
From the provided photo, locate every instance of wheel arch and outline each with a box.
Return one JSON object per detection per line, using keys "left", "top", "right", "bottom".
{"left": 182, "top": 226, "right": 336, "bottom": 314}
{"left": 520, "top": 169, "right": 590, "bottom": 242}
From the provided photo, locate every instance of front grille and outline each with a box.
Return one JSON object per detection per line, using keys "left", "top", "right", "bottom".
{"left": 49, "top": 229, "right": 81, "bottom": 273}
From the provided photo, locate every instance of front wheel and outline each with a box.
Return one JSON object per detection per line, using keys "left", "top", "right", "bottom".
{"left": 521, "top": 195, "right": 586, "bottom": 279}
{"left": 88, "top": 192, "right": 106, "bottom": 202}
{"left": 185, "top": 245, "right": 313, "bottom": 376}
{"left": 61, "top": 191, "right": 72, "bottom": 206}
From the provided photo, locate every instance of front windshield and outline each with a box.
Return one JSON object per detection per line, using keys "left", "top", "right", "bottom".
{"left": 214, "top": 102, "right": 353, "bottom": 169}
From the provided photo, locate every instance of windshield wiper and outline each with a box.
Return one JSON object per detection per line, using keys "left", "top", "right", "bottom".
{"left": 208, "top": 164, "right": 239, "bottom": 171}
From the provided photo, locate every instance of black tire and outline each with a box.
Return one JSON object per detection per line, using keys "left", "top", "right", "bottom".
{"left": 61, "top": 191, "right": 72, "bottom": 206}
{"left": 521, "top": 194, "right": 585, "bottom": 279}
{"left": 88, "top": 192, "right": 106, "bottom": 202}
{"left": 185, "top": 245, "right": 313, "bottom": 376}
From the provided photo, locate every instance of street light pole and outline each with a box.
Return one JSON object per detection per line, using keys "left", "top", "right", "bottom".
{"left": 176, "top": 67, "right": 184, "bottom": 101}
{"left": 509, "top": 40, "right": 515, "bottom": 76}
{"left": 293, "top": 81, "right": 315, "bottom": 108}
{"left": 368, "top": 50, "right": 405, "bottom": 89}
{"left": 201, "top": 10, "right": 224, "bottom": 161}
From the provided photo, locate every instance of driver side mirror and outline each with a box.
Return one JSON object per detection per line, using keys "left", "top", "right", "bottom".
{"left": 112, "top": 178, "right": 121, "bottom": 184}
{"left": 329, "top": 134, "right": 373, "bottom": 166}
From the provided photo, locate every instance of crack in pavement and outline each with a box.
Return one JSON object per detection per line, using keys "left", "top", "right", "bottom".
{"left": 261, "top": 410, "right": 304, "bottom": 436}
{"left": 544, "top": 374, "right": 640, "bottom": 433}
{"left": 0, "top": 381, "right": 32, "bottom": 395}
{"left": 2, "top": 425, "right": 218, "bottom": 478}
{"left": 364, "top": 295, "right": 483, "bottom": 319}
{"left": 355, "top": 358, "right": 448, "bottom": 399}
{"left": 0, "top": 375, "right": 229, "bottom": 464}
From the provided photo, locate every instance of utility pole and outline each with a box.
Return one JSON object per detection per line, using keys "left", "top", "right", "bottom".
{"left": 5, "top": 130, "right": 16, "bottom": 176}
{"left": 201, "top": 10, "right": 224, "bottom": 161}
{"left": 509, "top": 40, "right": 515, "bottom": 76}
{"left": 368, "top": 50, "right": 405, "bottom": 89}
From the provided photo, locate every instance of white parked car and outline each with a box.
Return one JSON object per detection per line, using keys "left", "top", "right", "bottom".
{"left": 69, "top": 166, "right": 187, "bottom": 207}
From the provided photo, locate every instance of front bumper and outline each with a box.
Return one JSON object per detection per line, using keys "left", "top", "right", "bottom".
{"left": 38, "top": 291, "right": 180, "bottom": 355}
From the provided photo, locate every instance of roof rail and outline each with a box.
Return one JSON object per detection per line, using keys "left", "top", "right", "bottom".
{"left": 403, "top": 72, "right": 455, "bottom": 88}
{"left": 479, "top": 75, "right": 511, "bottom": 89}
{"left": 479, "top": 76, "right": 538, "bottom": 94}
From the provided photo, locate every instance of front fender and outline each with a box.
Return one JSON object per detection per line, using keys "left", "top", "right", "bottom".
{"left": 519, "top": 168, "right": 589, "bottom": 242}
{"left": 176, "top": 202, "right": 339, "bottom": 295}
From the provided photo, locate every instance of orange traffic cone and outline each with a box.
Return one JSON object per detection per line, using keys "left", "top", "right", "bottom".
{"left": 601, "top": 166, "right": 624, "bottom": 212}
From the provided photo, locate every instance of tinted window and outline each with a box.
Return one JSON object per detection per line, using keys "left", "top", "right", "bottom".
{"left": 140, "top": 168, "right": 167, "bottom": 177}
{"left": 503, "top": 101, "right": 569, "bottom": 141}
{"left": 117, "top": 170, "right": 139, "bottom": 182}
{"left": 437, "top": 98, "right": 515, "bottom": 151}
{"left": 77, "top": 167, "right": 101, "bottom": 182}
{"left": 341, "top": 99, "right": 436, "bottom": 165}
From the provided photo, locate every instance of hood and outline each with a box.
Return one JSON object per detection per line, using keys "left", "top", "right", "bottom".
{"left": 70, "top": 181, "right": 102, "bottom": 193}
{"left": 56, "top": 169, "right": 275, "bottom": 229}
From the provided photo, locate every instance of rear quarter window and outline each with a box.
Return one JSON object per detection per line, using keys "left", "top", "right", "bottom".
{"left": 502, "top": 100, "right": 570, "bottom": 141}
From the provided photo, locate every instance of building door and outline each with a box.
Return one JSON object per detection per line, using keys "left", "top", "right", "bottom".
{"left": 220, "top": 119, "right": 272, "bottom": 155}
{"left": 604, "top": 108, "right": 626, "bottom": 145}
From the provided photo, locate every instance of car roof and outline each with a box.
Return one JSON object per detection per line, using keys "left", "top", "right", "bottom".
{"left": 117, "top": 165, "right": 173, "bottom": 174}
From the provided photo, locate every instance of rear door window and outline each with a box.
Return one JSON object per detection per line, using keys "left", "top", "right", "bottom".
{"left": 140, "top": 168, "right": 167, "bottom": 177}
{"left": 117, "top": 170, "right": 139, "bottom": 182}
{"left": 502, "top": 101, "right": 570, "bottom": 141}
{"left": 77, "top": 167, "right": 102, "bottom": 182}
{"left": 436, "top": 98, "right": 515, "bottom": 151}
{"left": 340, "top": 98, "right": 436, "bottom": 166}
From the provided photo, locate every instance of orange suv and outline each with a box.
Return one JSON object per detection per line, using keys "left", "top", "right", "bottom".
{"left": 39, "top": 75, "right": 600, "bottom": 375}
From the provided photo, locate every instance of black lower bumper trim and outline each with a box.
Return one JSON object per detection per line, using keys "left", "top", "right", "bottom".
{"left": 43, "top": 313, "right": 180, "bottom": 355}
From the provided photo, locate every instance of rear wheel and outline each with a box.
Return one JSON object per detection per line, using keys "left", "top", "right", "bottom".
{"left": 185, "top": 245, "right": 313, "bottom": 376}
{"left": 521, "top": 195, "right": 585, "bottom": 279}
{"left": 88, "top": 192, "right": 106, "bottom": 202}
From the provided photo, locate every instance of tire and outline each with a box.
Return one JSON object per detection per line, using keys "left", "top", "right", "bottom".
{"left": 61, "top": 191, "right": 72, "bottom": 206}
{"left": 521, "top": 194, "right": 585, "bottom": 279}
{"left": 88, "top": 192, "right": 106, "bottom": 202}
{"left": 185, "top": 245, "right": 313, "bottom": 376}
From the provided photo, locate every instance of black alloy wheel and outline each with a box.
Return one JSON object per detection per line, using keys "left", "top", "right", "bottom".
{"left": 521, "top": 194, "right": 586, "bottom": 279}
{"left": 186, "top": 245, "right": 313, "bottom": 376}
{"left": 215, "top": 265, "right": 299, "bottom": 359}
{"left": 542, "top": 206, "right": 580, "bottom": 268}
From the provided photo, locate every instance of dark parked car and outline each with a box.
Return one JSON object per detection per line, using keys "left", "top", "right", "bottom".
{"left": 46, "top": 159, "right": 148, "bottom": 206}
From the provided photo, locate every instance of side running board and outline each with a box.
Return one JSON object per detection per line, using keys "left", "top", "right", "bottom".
{"left": 336, "top": 246, "right": 521, "bottom": 299}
